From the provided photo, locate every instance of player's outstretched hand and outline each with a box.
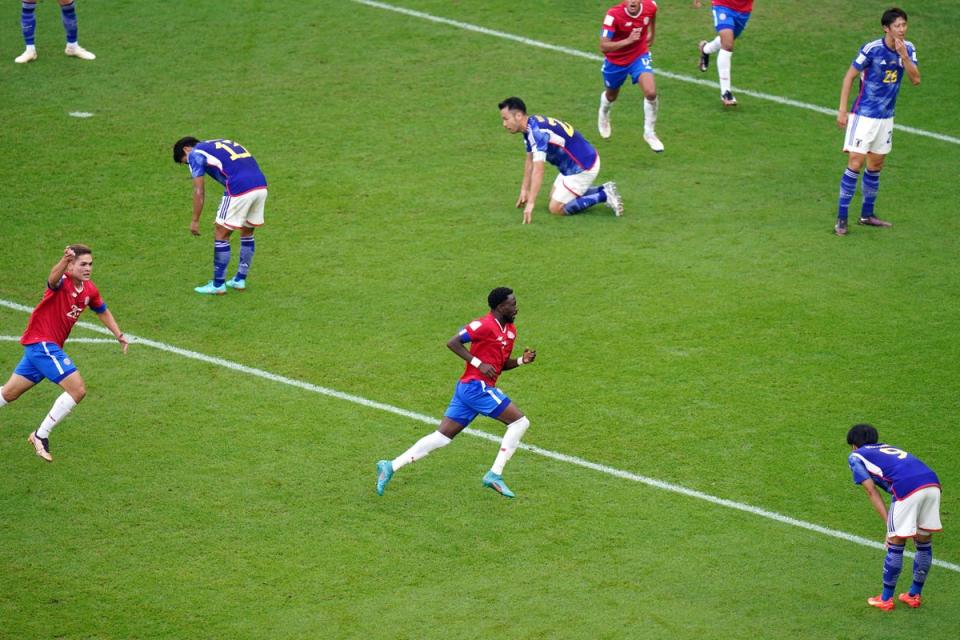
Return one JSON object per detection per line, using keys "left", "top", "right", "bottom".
{"left": 522, "top": 205, "right": 533, "bottom": 225}
{"left": 836, "top": 110, "right": 848, "bottom": 129}
{"left": 521, "top": 347, "right": 536, "bottom": 364}
{"left": 515, "top": 190, "right": 527, "bottom": 209}
{"left": 63, "top": 246, "right": 76, "bottom": 262}
{"left": 117, "top": 333, "right": 129, "bottom": 354}
{"left": 692, "top": 0, "right": 703, "bottom": 8}
{"left": 190, "top": 220, "right": 201, "bottom": 236}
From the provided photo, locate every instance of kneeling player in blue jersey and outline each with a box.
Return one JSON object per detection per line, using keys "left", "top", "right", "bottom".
{"left": 174, "top": 137, "right": 269, "bottom": 294}
{"left": 834, "top": 8, "right": 920, "bottom": 236}
{"left": 376, "top": 288, "right": 536, "bottom": 498}
{"left": 499, "top": 97, "right": 623, "bottom": 224}
{"left": 847, "top": 424, "right": 942, "bottom": 610}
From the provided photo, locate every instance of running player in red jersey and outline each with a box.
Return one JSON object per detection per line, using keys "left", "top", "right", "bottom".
{"left": 694, "top": 0, "right": 755, "bottom": 106}
{"left": 376, "top": 287, "right": 536, "bottom": 498}
{"left": 0, "top": 245, "right": 127, "bottom": 462}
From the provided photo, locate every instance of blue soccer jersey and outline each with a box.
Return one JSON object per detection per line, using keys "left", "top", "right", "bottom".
{"left": 850, "top": 39, "right": 917, "bottom": 119}
{"left": 524, "top": 115, "right": 598, "bottom": 176}
{"left": 848, "top": 443, "right": 940, "bottom": 501}
{"left": 188, "top": 139, "right": 268, "bottom": 196}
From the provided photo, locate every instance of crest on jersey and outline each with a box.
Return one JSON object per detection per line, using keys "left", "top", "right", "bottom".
{"left": 84, "top": 296, "right": 90, "bottom": 306}
{"left": 507, "top": 331, "right": 515, "bottom": 340}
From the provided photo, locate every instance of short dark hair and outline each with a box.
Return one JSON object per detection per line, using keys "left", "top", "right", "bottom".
{"left": 488, "top": 287, "right": 514, "bottom": 310}
{"left": 847, "top": 423, "right": 879, "bottom": 448}
{"left": 881, "top": 7, "right": 907, "bottom": 28}
{"left": 173, "top": 136, "right": 200, "bottom": 164}
{"left": 498, "top": 97, "right": 527, "bottom": 114}
{"left": 69, "top": 244, "right": 92, "bottom": 258}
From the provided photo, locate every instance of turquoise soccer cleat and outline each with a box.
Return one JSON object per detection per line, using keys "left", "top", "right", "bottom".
{"left": 482, "top": 471, "right": 515, "bottom": 498}
{"left": 194, "top": 280, "right": 227, "bottom": 295}
{"left": 225, "top": 276, "right": 246, "bottom": 291}
{"left": 376, "top": 460, "right": 394, "bottom": 496}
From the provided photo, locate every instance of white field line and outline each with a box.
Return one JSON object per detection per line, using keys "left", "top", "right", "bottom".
{"left": 2, "top": 298, "right": 956, "bottom": 573}
{"left": 352, "top": 0, "right": 960, "bottom": 146}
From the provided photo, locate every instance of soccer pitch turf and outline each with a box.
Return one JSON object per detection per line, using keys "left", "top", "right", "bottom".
{"left": 2, "top": 1, "right": 959, "bottom": 638}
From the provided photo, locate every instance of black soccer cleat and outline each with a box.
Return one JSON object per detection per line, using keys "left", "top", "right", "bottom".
{"left": 698, "top": 41, "right": 709, "bottom": 72}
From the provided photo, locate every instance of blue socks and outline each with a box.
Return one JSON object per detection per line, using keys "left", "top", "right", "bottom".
{"left": 213, "top": 240, "right": 231, "bottom": 287}
{"left": 237, "top": 236, "right": 255, "bottom": 280}
{"left": 861, "top": 169, "right": 881, "bottom": 219}
{"left": 563, "top": 186, "right": 608, "bottom": 215}
{"left": 881, "top": 542, "right": 905, "bottom": 601}
{"left": 837, "top": 168, "right": 859, "bottom": 222}
{"left": 21, "top": 1, "right": 36, "bottom": 45}
{"left": 60, "top": 1, "right": 78, "bottom": 44}
{"left": 910, "top": 541, "right": 932, "bottom": 596}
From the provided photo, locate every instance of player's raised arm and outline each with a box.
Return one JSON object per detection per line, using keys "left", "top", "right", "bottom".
{"left": 895, "top": 39, "right": 920, "bottom": 85}
{"left": 47, "top": 246, "right": 76, "bottom": 288}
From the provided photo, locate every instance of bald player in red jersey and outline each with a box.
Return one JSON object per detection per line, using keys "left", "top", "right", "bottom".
{"left": 0, "top": 245, "right": 127, "bottom": 462}
{"left": 376, "top": 287, "right": 537, "bottom": 498}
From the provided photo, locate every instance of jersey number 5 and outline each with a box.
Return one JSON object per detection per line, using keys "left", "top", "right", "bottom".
{"left": 215, "top": 140, "right": 252, "bottom": 161}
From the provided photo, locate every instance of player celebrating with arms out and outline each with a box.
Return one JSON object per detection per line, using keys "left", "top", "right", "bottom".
{"left": 598, "top": 0, "right": 664, "bottom": 152}
{"left": 376, "top": 288, "right": 536, "bottom": 499}
{"left": 0, "top": 245, "right": 128, "bottom": 462}
{"left": 846, "top": 424, "right": 941, "bottom": 610}
{"left": 834, "top": 8, "right": 919, "bottom": 236}
{"left": 499, "top": 97, "right": 623, "bottom": 224}
{"left": 173, "top": 137, "right": 269, "bottom": 294}
{"left": 694, "top": 0, "right": 754, "bottom": 106}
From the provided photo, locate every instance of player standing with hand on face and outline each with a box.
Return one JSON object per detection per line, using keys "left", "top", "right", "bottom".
{"left": 833, "top": 7, "right": 919, "bottom": 236}
{"left": 0, "top": 245, "right": 127, "bottom": 462}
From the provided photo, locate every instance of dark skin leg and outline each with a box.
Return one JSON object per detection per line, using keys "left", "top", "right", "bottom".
{"left": 438, "top": 402, "right": 526, "bottom": 439}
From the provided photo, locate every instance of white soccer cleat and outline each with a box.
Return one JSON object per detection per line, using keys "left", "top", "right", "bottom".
{"left": 643, "top": 133, "right": 664, "bottom": 153}
{"left": 603, "top": 181, "right": 623, "bottom": 217}
{"left": 15, "top": 48, "right": 37, "bottom": 64}
{"left": 65, "top": 44, "right": 96, "bottom": 60}
{"left": 598, "top": 94, "right": 611, "bottom": 139}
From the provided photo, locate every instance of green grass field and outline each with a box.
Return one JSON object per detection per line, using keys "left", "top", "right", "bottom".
{"left": 2, "top": 1, "right": 959, "bottom": 638}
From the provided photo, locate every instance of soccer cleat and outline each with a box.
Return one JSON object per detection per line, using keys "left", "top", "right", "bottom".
{"left": 858, "top": 216, "right": 892, "bottom": 228}
{"left": 898, "top": 592, "right": 922, "bottom": 608}
{"left": 14, "top": 48, "right": 37, "bottom": 64}
{"left": 225, "top": 276, "right": 246, "bottom": 291}
{"left": 598, "top": 94, "right": 611, "bottom": 139}
{"left": 698, "top": 40, "right": 709, "bottom": 72}
{"left": 194, "top": 281, "right": 227, "bottom": 295}
{"left": 643, "top": 133, "right": 664, "bottom": 153}
{"left": 28, "top": 431, "right": 53, "bottom": 462}
{"left": 834, "top": 219, "right": 848, "bottom": 236}
{"left": 375, "top": 460, "right": 394, "bottom": 496}
{"left": 721, "top": 91, "right": 738, "bottom": 107}
{"left": 64, "top": 44, "right": 96, "bottom": 60}
{"left": 867, "top": 595, "right": 895, "bottom": 611}
{"left": 602, "top": 181, "right": 623, "bottom": 217}
{"left": 482, "top": 471, "right": 515, "bottom": 498}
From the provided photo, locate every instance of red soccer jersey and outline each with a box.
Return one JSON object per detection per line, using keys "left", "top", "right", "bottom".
{"left": 601, "top": 1, "right": 658, "bottom": 66}
{"left": 713, "top": 0, "right": 753, "bottom": 13}
{"left": 458, "top": 313, "right": 517, "bottom": 386}
{"left": 20, "top": 276, "right": 105, "bottom": 347}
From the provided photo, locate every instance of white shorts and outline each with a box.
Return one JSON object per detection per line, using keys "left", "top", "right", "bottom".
{"left": 551, "top": 159, "right": 601, "bottom": 205}
{"left": 887, "top": 486, "right": 942, "bottom": 538}
{"left": 216, "top": 188, "right": 267, "bottom": 230}
{"left": 843, "top": 114, "right": 893, "bottom": 155}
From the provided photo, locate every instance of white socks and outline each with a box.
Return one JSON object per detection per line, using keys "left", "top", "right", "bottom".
{"left": 392, "top": 431, "right": 451, "bottom": 471}
{"left": 703, "top": 36, "right": 721, "bottom": 55}
{"left": 0, "top": 388, "right": 7, "bottom": 407}
{"left": 599, "top": 91, "right": 612, "bottom": 113}
{"left": 643, "top": 97, "right": 659, "bottom": 135}
{"left": 491, "top": 416, "right": 530, "bottom": 475}
{"left": 718, "top": 49, "right": 733, "bottom": 94}
{"left": 36, "top": 392, "right": 77, "bottom": 439}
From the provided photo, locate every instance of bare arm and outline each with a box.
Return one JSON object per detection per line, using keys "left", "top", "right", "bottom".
{"left": 522, "top": 160, "right": 545, "bottom": 224}
{"left": 190, "top": 176, "right": 205, "bottom": 236}
{"left": 446, "top": 333, "right": 496, "bottom": 380}
{"left": 895, "top": 39, "right": 920, "bottom": 85}
{"left": 47, "top": 246, "right": 75, "bottom": 288}
{"left": 501, "top": 347, "right": 537, "bottom": 371}
{"left": 515, "top": 153, "right": 533, "bottom": 209}
{"left": 861, "top": 478, "right": 889, "bottom": 522}
{"left": 96, "top": 309, "right": 129, "bottom": 354}
{"left": 837, "top": 66, "right": 860, "bottom": 128}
